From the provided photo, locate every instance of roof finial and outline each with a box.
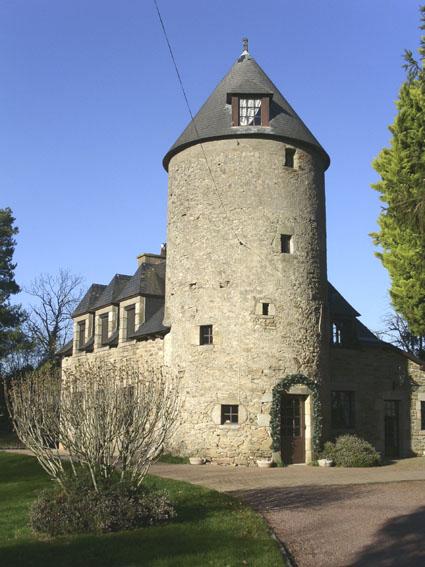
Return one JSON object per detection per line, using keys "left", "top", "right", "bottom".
{"left": 242, "top": 37, "right": 249, "bottom": 54}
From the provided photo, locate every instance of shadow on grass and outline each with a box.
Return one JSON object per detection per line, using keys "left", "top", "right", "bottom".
{"left": 0, "top": 525, "right": 278, "bottom": 567}
{"left": 231, "top": 483, "right": 372, "bottom": 512}
{"left": 352, "top": 505, "right": 425, "bottom": 566}
{"left": 0, "top": 454, "right": 284, "bottom": 567}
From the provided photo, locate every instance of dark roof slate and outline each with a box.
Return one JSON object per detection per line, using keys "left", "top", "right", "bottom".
{"left": 92, "top": 274, "right": 132, "bottom": 310}
{"left": 355, "top": 320, "right": 380, "bottom": 343}
{"left": 57, "top": 339, "right": 73, "bottom": 356}
{"left": 116, "top": 261, "right": 165, "bottom": 301}
{"left": 72, "top": 284, "right": 107, "bottom": 317}
{"left": 328, "top": 283, "right": 360, "bottom": 318}
{"left": 130, "top": 305, "right": 169, "bottom": 339}
{"left": 163, "top": 51, "right": 329, "bottom": 170}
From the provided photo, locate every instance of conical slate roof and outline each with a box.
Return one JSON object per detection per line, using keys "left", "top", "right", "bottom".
{"left": 163, "top": 49, "right": 330, "bottom": 170}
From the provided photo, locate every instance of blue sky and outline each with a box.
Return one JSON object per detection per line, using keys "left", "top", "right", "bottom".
{"left": 1, "top": 0, "right": 421, "bottom": 333}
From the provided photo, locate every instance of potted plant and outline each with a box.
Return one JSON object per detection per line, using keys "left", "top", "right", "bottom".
{"left": 317, "top": 458, "right": 334, "bottom": 467}
{"left": 189, "top": 457, "right": 205, "bottom": 465}
{"left": 256, "top": 458, "right": 273, "bottom": 468}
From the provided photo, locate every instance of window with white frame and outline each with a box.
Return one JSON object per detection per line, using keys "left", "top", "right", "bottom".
{"left": 239, "top": 98, "right": 262, "bottom": 126}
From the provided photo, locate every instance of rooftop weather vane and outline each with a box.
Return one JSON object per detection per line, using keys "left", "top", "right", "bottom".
{"left": 242, "top": 37, "right": 249, "bottom": 54}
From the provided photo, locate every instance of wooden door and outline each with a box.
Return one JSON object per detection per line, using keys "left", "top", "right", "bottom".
{"left": 384, "top": 400, "right": 400, "bottom": 458}
{"left": 281, "top": 394, "right": 306, "bottom": 464}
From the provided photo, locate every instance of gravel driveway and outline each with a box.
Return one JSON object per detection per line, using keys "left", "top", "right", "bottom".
{"left": 152, "top": 459, "right": 425, "bottom": 566}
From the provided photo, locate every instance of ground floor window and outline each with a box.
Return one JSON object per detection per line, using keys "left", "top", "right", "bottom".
{"left": 421, "top": 401, "right": 425, "bottom": 430}
{"left": 221, "top": 404, "right": 238, "bottom": 424}
{"left": 331, "top": 391, "right": 355, "bottom": 429}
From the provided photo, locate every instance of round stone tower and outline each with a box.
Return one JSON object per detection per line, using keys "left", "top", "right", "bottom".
{"left": 163, "top": 43, "right": 330, "bottom": 465}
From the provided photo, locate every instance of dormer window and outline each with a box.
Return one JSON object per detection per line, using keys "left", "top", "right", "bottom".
{"left": 332, "top": 322, "right": 343, "bottom": 345}
{"left": 100, "top": 313, "right": 109, "bottom": 346}
{"left": 331, "top": 319, "right": 355, "bottom": 347}
{"left": 231, "top": 95, "right": 270, "bottom": 127}
{"left": 78, "top": 320, "right": 86, "bottom": 349}
{"left": 125, "top": 305, "right": 136, "bottom": 338}
{"left": 239, "top": 98, "right": 262, "bottom": 125}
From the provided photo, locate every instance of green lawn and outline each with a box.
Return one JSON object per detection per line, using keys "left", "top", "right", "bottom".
{"left": 0, "top": 452, "right": 284, "bottom": 566}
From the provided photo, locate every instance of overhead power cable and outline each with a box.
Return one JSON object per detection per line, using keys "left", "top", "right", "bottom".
{"left": 152, "top": 0, "right": 247, "bottom": 248}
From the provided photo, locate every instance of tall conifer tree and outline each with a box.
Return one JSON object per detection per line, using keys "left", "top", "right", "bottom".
{"left": 0, "top": 208, "right": 26, "bottom": 362}
{"left": 372, "top": 6, "right": 425, "bottom": 335}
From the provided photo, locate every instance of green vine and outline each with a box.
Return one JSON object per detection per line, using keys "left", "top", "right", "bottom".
{"left": 270, "top": 374, "right": 322, "bottom": 459}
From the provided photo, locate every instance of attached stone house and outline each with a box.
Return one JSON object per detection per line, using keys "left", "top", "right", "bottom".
{"left": 60, "top": 42, "right": 425, "bottom": 465}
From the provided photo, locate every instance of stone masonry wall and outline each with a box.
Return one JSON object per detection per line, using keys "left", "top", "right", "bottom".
{"left": 331, "top": 345, "right": 425, "bottom": 457}
{"left": 409, "top": 360, "right": 425, "bottom": 455}
{"left": 164, "top": 138, "right": 330, "bottom": 464}
{"left": 62, "top": 337, "right": 164, "bottom": 373}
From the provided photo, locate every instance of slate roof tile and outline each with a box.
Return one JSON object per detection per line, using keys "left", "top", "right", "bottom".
{"left": 163, "top": 51, "right": 329, "bottom": 170}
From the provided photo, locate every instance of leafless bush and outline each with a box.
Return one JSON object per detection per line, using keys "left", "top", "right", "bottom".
{"left": 6, "top": 360, "right": 180, "bottom": 491}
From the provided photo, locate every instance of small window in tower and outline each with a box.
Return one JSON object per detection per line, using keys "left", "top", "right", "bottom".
{"left": 125, "top": 305, "right": 136, "bottom": 338}
{"left": 280, "top": 234, "right": 292, "bottom": 254}
{"left": 200, "top": 324, "right": 213, "bottom": 345}
{"left": 239, "top": 98, "right": 262, "bottom": 126}
{"left": 221, "top": 404, "right": 239, "bottom": 424}
{"left": 284, "top": 148, "right": 296, "bottom": 168}
{"left": 262, "top": 302, "right": 270, "bottom": 316}
{"left": 100, "top": 313, "right": 109, "bottom": 345}
{"left": 78, "top": 320, "right": 86, "bottom": 349}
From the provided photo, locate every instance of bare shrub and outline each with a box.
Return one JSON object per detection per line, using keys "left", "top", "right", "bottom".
{"left": 6, "top": 359, "right": 179, "bottom": 490}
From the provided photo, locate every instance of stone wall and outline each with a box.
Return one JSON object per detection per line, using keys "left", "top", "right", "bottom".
{"left": 164, "top": 137, "right": 330, "bottom": 464}
{"left": 62, "top": 336, "right": 164, "bottom": 372}
{"left": 331, "top": 344, "right": 425, "bottom": 457}
{"left": 409, "top": 360, "right": 425, "bottom": 455}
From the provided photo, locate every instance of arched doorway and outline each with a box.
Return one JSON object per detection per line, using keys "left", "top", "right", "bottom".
{"left": 270, "top": 374, "right": 322, "bottom": 465}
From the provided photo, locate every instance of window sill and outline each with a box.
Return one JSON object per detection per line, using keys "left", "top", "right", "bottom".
{"left": 219, "top": 423, "right": 239, "bottom": 429}
{"left": 230, "top": 125, "right": 271, "bottom": 129}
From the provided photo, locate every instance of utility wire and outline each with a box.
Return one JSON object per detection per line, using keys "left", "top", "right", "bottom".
{"left": 152, "top": 2, "right": 308, "bottom": 288}
{"left": 153, "top": 0, "right": 247, "bottom": 247}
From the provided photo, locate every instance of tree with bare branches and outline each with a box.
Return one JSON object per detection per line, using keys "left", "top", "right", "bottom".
{"left": 25, "top": 269, "right": 83, "bottom": 364}
{"left": 6, "top": 359, "right": 180, "bottom": 491}
{"left": 379, "top": 312, "right": 425, "bottom": 361}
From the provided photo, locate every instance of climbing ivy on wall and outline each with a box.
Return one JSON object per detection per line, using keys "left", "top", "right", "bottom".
{"left": 270, "top": 373, "right": 323, "bottom": 459}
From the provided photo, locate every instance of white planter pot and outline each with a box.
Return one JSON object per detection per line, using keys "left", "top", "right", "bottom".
{"left": 318, "top": 458, "right": 334, "bottom": 467}
{"left": 257, "top": 459, "right": 273, "bottom": 468}
{"left": 189, "top": 457, "right": 204, "bottom": 465}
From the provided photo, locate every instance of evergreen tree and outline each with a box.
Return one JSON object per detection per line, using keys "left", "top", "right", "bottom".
{"left": 0, "top": 208, "right": 26, "bottom": 363}
{"left": 372, "top": 6, "right": 425, "bottom": 335}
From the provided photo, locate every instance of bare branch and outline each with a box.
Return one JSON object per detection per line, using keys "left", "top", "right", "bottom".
{"left": 25, "top": 269, "right": 84, "bottom": 363}
{"left": 6, "top": 359, "right": 180, "bottom": 490}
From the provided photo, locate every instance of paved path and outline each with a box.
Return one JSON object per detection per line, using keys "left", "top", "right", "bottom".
{"left": 152, "top": 459, "right": 425, "bottom": 566}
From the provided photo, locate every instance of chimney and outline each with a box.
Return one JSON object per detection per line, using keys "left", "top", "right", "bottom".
{"left": 137, "top": 246, "right": 166, "bottom": 267}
